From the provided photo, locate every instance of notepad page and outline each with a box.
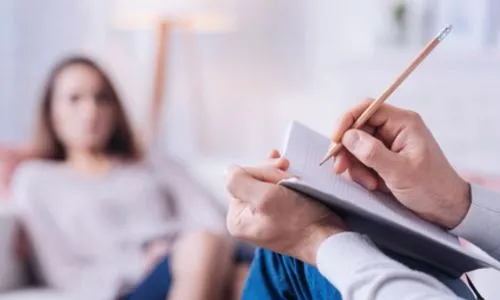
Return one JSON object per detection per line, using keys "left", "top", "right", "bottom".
{"left": 281, "top": 121, "right": 463, "bottom": 249}
{"left": 282, "top": 120, "right": 336, "bottom": 183}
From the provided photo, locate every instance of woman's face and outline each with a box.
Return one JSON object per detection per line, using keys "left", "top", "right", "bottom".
{"left": 51, "top": 64, "right": 116, "bottom": 153}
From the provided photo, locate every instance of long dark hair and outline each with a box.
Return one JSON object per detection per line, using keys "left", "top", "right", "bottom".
{"left": 33, "top": 56, "right": 141, "bottom": 161}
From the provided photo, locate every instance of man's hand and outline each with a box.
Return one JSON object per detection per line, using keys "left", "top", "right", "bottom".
{"left": 226, "top": 150, "right": 345, "bottom": 265}
{"left": 332, "top": 99, "right": 471, "bottom": 229}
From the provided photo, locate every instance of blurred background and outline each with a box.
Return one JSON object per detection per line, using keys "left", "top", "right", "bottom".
{"left": 1, "top": 0, "right": 500, "bottom": 170}
{"left": 1, "top": 0, "right": 500, "bottom": 298}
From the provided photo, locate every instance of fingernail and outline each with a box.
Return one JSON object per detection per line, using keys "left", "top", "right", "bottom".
{"left": 342, "top": 130, "right": 360, "bottom": 149}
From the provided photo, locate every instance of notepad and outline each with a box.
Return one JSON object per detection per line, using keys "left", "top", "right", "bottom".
{"left": 279, "top": 121, "right": 500, "bottom": 277}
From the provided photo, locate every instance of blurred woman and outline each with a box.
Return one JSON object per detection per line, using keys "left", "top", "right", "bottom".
{"left": 11, "top": 57, "right": 243, "bottom": 300}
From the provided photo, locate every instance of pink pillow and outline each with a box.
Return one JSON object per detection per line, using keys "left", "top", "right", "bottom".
{"left": 0, "top": 146, "right": 33, "bottom": 198}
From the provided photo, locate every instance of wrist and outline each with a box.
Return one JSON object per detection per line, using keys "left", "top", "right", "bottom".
{"left": 445, "top": 179, "right": 471, "bottom": 229}
{"left": 295, "top": 224, "right": 345, "bottom": 266}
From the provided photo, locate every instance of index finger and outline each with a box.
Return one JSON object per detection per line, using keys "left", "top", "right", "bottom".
{"left": 332, "top": 100, "right": 414, "bottom": 146}
{"left": 332, "top": 99, "right": 373, "bottom": 143}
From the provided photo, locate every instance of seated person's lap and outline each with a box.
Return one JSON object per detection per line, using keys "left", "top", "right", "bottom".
{"left": 125, "top": 257, "right": 172, "bottom": 300}
{"left": 125, "top": 243, "right": 253, "bottom": 300}
{"left": 243, "top": 248, "right": 475, "bottom": 300}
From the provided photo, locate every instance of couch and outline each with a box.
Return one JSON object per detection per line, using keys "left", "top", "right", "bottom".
{"left": 1, "top": 149, "right": 500, "bottom": 299}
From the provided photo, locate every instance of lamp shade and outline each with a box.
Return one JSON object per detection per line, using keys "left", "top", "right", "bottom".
{"left": 111, "top": 0, "right": 236, "bottom": 31}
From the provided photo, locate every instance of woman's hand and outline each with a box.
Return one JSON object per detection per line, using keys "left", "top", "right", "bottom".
{"left": 144, "top": 240, "right": 171, "bottom": 273}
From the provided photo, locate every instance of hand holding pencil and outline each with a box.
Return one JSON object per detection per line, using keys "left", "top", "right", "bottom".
{"left": 326, "top": 99, "right": 471, "bottom": 229}
{"left": 320, "top": 25, "right": 453, "bottom": 166}
{"left": 318, "top": 25, "right": 472, "bottom": 229}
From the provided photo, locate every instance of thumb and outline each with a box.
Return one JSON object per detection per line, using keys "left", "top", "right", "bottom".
{"left": 342, "top": 129, "right": 399, "bottom": 176}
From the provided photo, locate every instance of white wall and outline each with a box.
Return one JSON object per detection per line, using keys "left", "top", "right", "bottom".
{"left": 306, "top": 0, "right": 500, "bottom": 173}
{"left": 0, "top": 0, "right": 313, "bottom": 161}
{"left": 1, "top": 1, "right": 499, "bottom": 173}
{"left": 0, "top": 0, "right": 100, "bottom": 143}
{"left": 322, "top": 53, "right": 500, "bottom": 174}
{"left": 0, "top": 0, "right": 149, "bottom": 144}
{"left": 0, "top": 0, "right": 18, "bottom": 143}
{"left": 179, "top": 0, "right": 311, "bottom": 159}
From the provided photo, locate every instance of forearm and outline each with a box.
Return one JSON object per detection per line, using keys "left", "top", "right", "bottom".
{"left": 451, "top": 184, "right": 500, "bottom": 260}
{"left": 317, "top": 233, "right": 460, "bottom": 300}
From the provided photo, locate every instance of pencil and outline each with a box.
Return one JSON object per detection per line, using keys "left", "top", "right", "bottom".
{"left": 319, "top": 24, "right": 453, "bottom": 166}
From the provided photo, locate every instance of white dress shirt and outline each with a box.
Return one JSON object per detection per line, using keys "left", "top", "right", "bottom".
{"left": 317, "top": 184, "right": 500, "bottom": 300}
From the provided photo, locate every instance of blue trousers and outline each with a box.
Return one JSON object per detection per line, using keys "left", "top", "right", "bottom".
{"left": 124, "top": 243, "right": 254, "bottom": 300}
{"left": 243, "top": 248, "right": 475, "bottom": 300}
{"left": 125, "top": 257, "right": 172, "bottom": 300}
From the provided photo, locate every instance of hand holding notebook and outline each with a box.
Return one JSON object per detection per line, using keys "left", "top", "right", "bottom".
{"left": 279, "top": 121, "right": 500, "bottom": 277}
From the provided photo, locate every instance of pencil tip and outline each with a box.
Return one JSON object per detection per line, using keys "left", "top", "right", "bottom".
{"left": 319, "top": 157, "right": 329, "bottom": 166}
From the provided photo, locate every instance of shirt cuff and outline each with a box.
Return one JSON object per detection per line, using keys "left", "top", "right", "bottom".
{"left": 316, "top": 232, "right": 389, "bottom": 287}
{"left": 451, "top": 184, "right": 500, "bottom": 252}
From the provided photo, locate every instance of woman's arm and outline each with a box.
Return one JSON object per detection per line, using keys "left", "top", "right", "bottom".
{"left": 151, "top": 157, "right": 227, "bottom": 234}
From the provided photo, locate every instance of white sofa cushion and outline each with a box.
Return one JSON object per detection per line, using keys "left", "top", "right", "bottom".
{"left": 0, "top": 289, "right": 69, "bottom": 300}
{"left": 0, "top": 204, "right": 24, "bottom": 292}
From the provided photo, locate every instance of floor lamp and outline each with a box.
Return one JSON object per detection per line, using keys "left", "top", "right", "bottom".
{"left": 150, "top": 15, "right": 235, "bottom": 149}
{"left": 150, "top": 20, "right": 171, "bottom": 145}
{"left": 111, "top": 1, "right": 235, "bottom": 151}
